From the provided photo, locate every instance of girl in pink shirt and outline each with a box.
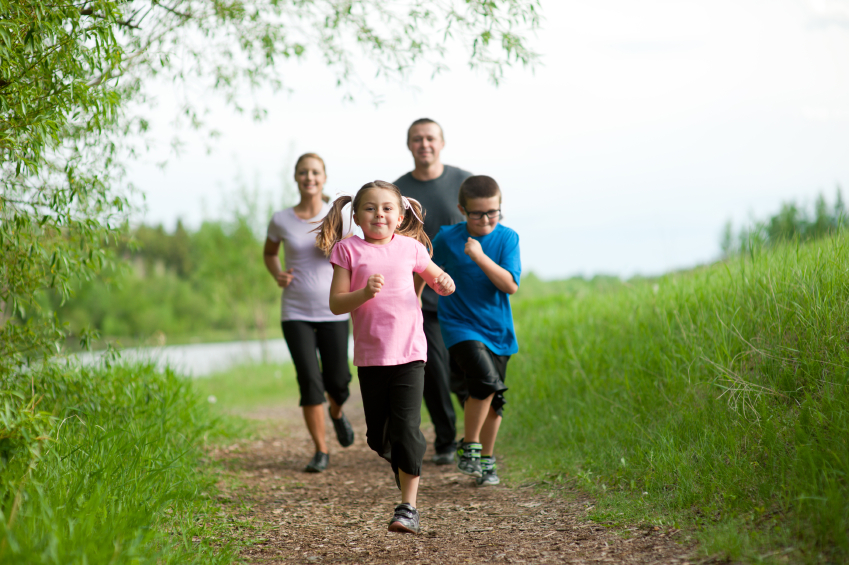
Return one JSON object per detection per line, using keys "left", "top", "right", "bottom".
{"left": 315, "top": 180, "right": 455, "bottom": 534}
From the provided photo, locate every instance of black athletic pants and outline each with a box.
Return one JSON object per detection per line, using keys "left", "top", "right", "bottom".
{"left": 421, "top": 310, "right": 459, "bottom": 454}
{"left": 281, "top": 320, "right": 351, "bottom": 407}
{"left": 358, "top": 361, "right": 427, "bottom": 477}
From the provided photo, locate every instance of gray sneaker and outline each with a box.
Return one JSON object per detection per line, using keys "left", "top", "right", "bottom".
{"left": 456, "top": 440, "right": 482, "bottom": 478}
{"left": 476, "top": 456, "right": 500, "bottom": 486}
{"left": 388, "top": 503, "right": 420, "bottom": 534}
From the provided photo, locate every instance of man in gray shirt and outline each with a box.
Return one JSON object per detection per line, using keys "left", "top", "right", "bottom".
{"left": 395, "top": 118, "right": 472, "bottom": 464}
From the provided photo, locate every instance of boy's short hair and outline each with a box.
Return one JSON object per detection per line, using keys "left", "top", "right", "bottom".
{"left": 459, "top": 175, "right": 501, "bottom": 208}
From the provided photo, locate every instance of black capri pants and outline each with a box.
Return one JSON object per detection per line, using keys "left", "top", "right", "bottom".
{"left": 449, "top": 340, "right": 510, "bottom": 417}
{"left": 281, "top": 320, "right": 351, "bottom": 407}
{"left": 357, "top": 361, "right": 427, "bottom": 477}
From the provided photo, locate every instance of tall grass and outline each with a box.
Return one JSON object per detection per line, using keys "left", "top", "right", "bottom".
{"left": 505, "top": 235, "right": 849, "bottom": 562}
{"left": 0, "top": 363, "right": 241, "bottom": 564}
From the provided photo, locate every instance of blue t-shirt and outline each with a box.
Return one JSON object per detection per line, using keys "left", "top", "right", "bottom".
{"left": 432, "top": 222, "right": 521, "bottom": 355}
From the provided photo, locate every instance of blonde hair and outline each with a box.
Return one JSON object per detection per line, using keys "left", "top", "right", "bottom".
{"left": 313, "top": 180, "right": 431, "bottom": 257}
{"left": 295, "top": 152, "right": 330, "bottom": 203}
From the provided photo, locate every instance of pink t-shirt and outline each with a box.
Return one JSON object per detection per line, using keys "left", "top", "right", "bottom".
{"left": 329, "top": 234, "right": 431, "bottom": 367}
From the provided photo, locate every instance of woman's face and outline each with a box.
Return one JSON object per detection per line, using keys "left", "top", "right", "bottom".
{"left": 294, "top": 157, "right": 326, "bottom": 198}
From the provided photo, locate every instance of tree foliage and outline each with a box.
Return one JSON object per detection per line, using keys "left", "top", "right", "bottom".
{"left": 0, "top": 0, "right": 541, "bottom": 373}
{"left": 721, "top": 188, "right": 847, "bottom": 256}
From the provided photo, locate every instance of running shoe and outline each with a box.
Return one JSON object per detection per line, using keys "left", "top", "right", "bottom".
{"left": 476, "top": 456, "right": 500, "bottom": 486}
{"left": 304, "top": 451, "right": 329, "bottom": 473}
{"left": 330, "top": 410, "right": 355, "bottom": 447}
{"left": 456, "top": 439, "right": 482, "bottom": 478}
{"left": 387, "top": 503, "right": 420, "bottom": 534}
{"left": 431, "top": 451, "right": 455, "bottom": 465}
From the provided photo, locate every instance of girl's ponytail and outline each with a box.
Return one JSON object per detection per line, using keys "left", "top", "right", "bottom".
{"left": 397, "top": 196, "right": 433, "bottom": 256}
{"left": 313, "top": 195, "right": 352, "bottom": 256}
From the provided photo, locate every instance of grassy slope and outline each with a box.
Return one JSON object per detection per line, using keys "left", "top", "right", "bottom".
{"left": 503, "top": 235, "right": 849, "bottom": 562}
{"left": 0, "top": 364, "right": 248, "bottom": 564}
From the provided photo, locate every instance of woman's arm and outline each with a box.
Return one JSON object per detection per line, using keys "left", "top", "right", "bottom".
{"left": 329, "top": 265, "right": 384, "bottom": 315}
{"left": 418, "top": 261, "right": 456, "bottom": 296}
{"left": 263, "top": 238, "right": 294, "bottom": 288}
{"left": 463, "top": 238, "right": 518, "bottom": 295}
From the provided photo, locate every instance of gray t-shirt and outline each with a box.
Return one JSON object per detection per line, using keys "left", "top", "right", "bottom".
{"left": 394, "top": 164, "right": 473, "bottom": 312}
{"left": 266, "top": 204, "right": 351, "bottom": 322}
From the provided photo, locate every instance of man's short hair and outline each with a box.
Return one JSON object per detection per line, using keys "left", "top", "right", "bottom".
{"left": 459, "top": 175, "right": 501, "bottom": 208}
{"left": 407, "top": 118, "right": 444, "bottom": 143}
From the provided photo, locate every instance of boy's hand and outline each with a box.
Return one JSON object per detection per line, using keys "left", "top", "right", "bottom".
{"left": 433, "top": 273, "right": 455, "bottom": 296}
{"left": 464, "top": 237, "right": 484, "bottom": 262}
{"left": 364, "top": 274, "right": 384, "bottom": 299}
{"left": 275, "top": 268, "right": 294, "bottom": 288}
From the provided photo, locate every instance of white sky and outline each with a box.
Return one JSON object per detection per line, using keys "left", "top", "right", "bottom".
{"left": 128, "top": 0, "right": 849, "bottom": 279}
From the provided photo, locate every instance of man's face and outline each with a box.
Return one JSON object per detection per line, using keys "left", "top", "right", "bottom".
{"left": 407, "top": 123, "right": 445, "bottom": 168}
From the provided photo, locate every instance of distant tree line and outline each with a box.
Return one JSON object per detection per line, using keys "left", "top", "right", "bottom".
{"left": 34, "top": 213, "right": 281, "bottom": 346}
{"left": 721, "top": 188, "right": 846, "bottom": 256}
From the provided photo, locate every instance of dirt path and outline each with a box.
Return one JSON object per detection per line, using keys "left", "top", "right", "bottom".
{"left": 211, "top": 390, "right": 696, "bottom": 564}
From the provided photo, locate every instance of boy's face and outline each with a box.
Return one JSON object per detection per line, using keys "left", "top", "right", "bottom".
{"left": 459, "top": 196, "right": 501, "bottom": 238}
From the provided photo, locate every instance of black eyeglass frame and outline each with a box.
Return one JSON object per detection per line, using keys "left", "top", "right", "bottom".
{"left": 462, "top": 207, "right": 502, "bottom": 220}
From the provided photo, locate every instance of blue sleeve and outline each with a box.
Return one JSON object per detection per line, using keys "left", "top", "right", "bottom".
{"left": 499, "top": 229, "right": 521, "bottom": 286}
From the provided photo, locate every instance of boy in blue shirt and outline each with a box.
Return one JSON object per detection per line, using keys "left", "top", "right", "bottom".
{"left": 431, "top": 175, "right": 520, "bottom": 486}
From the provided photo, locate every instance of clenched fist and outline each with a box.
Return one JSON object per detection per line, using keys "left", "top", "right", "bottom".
{"left": 364, "top": 274, "right": 385, "bottom": 299}
{"left": 433, "top": 273, "right": 455, "bottom": 296}
{"left": 275, "top": 268, "right": 294, "bottom": 288}
{"left": 464, "top": 237, "right": 484, "bottom": 262}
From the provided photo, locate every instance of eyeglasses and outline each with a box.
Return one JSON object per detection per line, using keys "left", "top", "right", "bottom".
{"left": 463, "top": 208, "right": 502, "bottom": 220}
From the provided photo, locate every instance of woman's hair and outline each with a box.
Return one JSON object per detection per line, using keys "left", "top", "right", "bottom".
{"left": 458, "top": 175, "right": 501, "bottom": 208}
{"left": 294, "top": 152, "right": 330, "bottom": 203}
{"left": 313, "top": 180, "right": 432, "bottom": 257}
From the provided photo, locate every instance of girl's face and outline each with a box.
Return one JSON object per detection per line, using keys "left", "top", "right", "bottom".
{"left": 294, "top": 157, "right": 326, "bottom": 198}
{"left": 460, "top": 196, "right": 501, "bottom": 238}
{"left": 354, "top": 188, "right": 404, "bottom": 244}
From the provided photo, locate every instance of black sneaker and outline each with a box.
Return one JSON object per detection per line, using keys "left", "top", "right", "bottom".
{"left": 330, "top": 410, "right": 355, "bottom": 447}
{"left": 387, "top": 503, "right": 420, "bottom": 534}
{"left": 431, "top": 451, "right": 455, "bottom": 465}
{"left": 304, "top": 451, "right": 329, "bottom": 473}
{"left": 476, "top": 455, "right": 500, "bottom": 486}
{"left": 457, "top": 440, "right": 482, "bottom": 478}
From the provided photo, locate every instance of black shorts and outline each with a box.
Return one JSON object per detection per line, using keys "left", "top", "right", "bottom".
{"left": 357, "top": 361, "right": 427, "bottom": 476}
{"left": 281, "top": 320, "right": 351, "bottom": 407}
{"left": 448, "top": 340, "right": 510, "bottom": 417}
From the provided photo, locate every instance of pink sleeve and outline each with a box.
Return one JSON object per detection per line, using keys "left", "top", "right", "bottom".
{"left": 413, "top": 240, "right": 430, "bottom": 274}
{"left": 329, "top": 241, "right": 351, "bottom": 271}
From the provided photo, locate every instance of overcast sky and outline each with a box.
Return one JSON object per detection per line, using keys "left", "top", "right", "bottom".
{"left": 128, "top": 0, "right": 849, "bottom": 279}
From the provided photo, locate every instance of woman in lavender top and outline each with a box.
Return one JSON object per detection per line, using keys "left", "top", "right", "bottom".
{"left": 263, "top": 153, "right": 354, "bottom": 472}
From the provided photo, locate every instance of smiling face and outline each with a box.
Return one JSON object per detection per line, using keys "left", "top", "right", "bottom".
{"left": 294, "top": 157, "right": 326, "bottom": 199}
{"left": 460, "top": 196, "right": 502, "bottom": 238}
{"left": 353, "top": 188, "right": 404, "bottom": 244}
{"left": 407, "top": 123, "right": 445, "bottom": 169}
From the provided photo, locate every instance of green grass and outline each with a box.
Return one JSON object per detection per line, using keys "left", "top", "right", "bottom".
{"left": 193, "top": 363, "right": 302, "bottom": 411}
{"left": 503, "top": 235, "right": 849, "bottom": 563}
{"left": 0, "top": 363, "right": 252, "bottom": 564}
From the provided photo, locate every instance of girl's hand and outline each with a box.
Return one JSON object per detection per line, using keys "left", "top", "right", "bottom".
{"left": 464, "top": 237, "right": 484, "bottom": 262}
{"left": 276, "top": 268, "right": 294, "bottom": 288}
{"left": 364, "top": 274, "right": 384, "bottom": 299}
{"left": 433, "top": 272, "right": 455, "bottom": 296}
